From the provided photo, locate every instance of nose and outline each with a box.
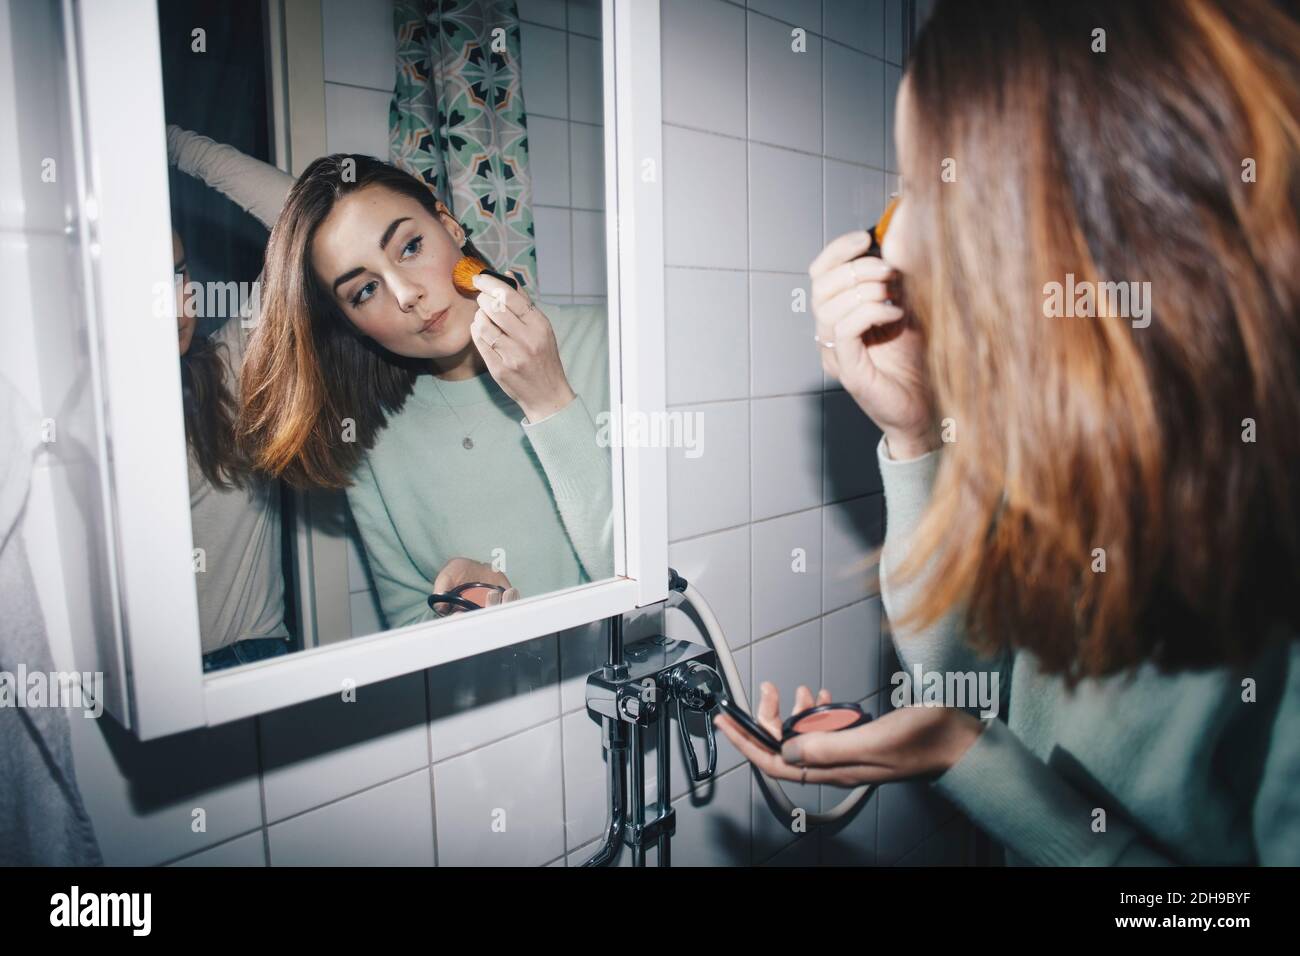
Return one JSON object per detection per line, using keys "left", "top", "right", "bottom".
{"left": 389, "top": 271, "right": 425, "bottom": 312}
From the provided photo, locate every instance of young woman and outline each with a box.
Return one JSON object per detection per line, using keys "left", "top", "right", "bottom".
{"left": 167, "top": 127, "right": 614, "bottom": 630}
{"left": 717, "top": 0, "right": 1300, "bottom": 864}
{"left": 173, "top": 228, "right": 291, "bottom": 671}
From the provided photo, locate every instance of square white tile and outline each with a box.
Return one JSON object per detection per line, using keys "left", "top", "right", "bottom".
{"left": 324, "top": 83, "right": 392, "bottom": 157}
{"left": 427, "top": 634, "right": 559, "bottom": 762}
{"left": 268, "top": 770, "right": 435, "bottom": 866}
{"left": 821, "top": 596, "right": 882, "bottom": 702}
{"left": 570, "top": 209, "right": 606, "bottom": 295}
{"left": 824, "top": 157, "right": 887, "bottom": 246}
{"left": 749, "top": 143, "right": 822, "bottom": 273}
{"left": 747, "top": 11, "right": 822, "bottom": 152}
{"left": 663, "top": 126, "right": 748, "bottom": 270}
{"left": 258, "top": 671, "right": 429, "bottom": 823}
{"left": 529, "top": 116, "right": 572, "bottom": 206}
{"left": 750, "top": 507, "right": 822, "bottom": 637}
{"left": 666, "top": 524, "right": 752, "bottom": 649}
{"left": 568, "top": 0, "right": 602, "bottom": 37}
{"left": 823, "top": 43, "right": 886, "bottom": 168}
{"left": 532, "top": 205, "right": 573, "bottom": 294}
{"left": 665, "top": 267, "right": 749, "bottom": 405}
{"left": 568, "top": 120, "right": 605, "bottom": 209}
{"left": 823, "top": 386, "right": 883, "bottom": 502}
{"left": 822, "top": 493, "right": 884, "bottom": 611}
{"left": 749, "top": 270, "right": 823, "bottom": 397}
{"left": 321, "top": 0, "right": 396, "bottom": 91}
{"left": 751, "top": 394, "right": 823, "bottom": 521}
{"left": 667, "top": 399, "right": 750, "bottom": 541}
{"left": 671, "top": 764, "right": 752, "bottom": 865}
{"left": 520, "top": 22, "right": 569, "bottom": 119}
{"left": 432, "top": 720, "right": 566, "bottom": 865}
{"left": 568, "top": 33, "right": 603, "bottom": 124}
{"left": 661, "top": 0, "right": 747, "bottom": 138}
{"left": 823, "top": 0, "right": 885, "bottom": 59}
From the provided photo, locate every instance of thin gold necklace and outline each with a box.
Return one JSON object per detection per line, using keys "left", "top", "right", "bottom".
{"left": 429, "top": 374, "right": 488, "bottom": 450}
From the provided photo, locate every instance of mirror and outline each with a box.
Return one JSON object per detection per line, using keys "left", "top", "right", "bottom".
{"left": 156, "top": 0, "right": 614, "bottom": 674}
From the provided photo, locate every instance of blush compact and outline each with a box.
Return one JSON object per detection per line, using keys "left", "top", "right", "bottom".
{"left": 718, "top": 697, "right": 872, "bottom": 754}
{"left": 781, "top": 702, "right": 872, "bottom": 739}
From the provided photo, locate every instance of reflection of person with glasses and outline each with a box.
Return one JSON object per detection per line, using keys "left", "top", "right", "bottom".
{"left": 165, "top": 127, "right": 614, "bottom": 629}
{"left": 172, "top": 227, "right": 291, "bottom": 670}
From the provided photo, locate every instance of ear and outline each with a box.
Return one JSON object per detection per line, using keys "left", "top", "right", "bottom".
{"left": 433, "top": 199, "right": 467, "bottom": 248}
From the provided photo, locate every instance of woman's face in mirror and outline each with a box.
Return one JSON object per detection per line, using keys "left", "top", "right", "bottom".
{"left": 173, "top": 230, "right": 195, "bottom": 356}
{"left": 880, "top": 75, "right": 921, "bottom": 280}
{"left": 310, "top": 184, "right": 480, "bottom": 360}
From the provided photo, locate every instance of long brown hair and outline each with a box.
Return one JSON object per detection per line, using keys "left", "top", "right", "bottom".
{"left": 890, "top": 0, "right": 1300, "bottom": 679}
{"left": 182, "top": 335, "right": 247, "bottom": 489}
{"left": 237, "top": 155, "right": 494, "bottom": 489}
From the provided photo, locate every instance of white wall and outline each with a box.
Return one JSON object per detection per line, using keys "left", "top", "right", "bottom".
{"left": 3, "top": 0, "right": 971, "bottom": 866}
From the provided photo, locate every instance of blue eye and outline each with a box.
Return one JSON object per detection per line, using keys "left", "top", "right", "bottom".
{"left": 401, "top": 235, "right": 423, "bottom": 258}
{"left": 351, "top": 280, "right": 378, "bottom": 308}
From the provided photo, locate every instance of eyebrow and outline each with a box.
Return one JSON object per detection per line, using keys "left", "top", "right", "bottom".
{"left": 330, "top": 217, "right": 414, "bottom": 293}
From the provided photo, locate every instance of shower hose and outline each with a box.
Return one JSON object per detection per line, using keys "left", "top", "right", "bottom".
{"left": 671, "top": 573, "right": 875, "bottom": 827}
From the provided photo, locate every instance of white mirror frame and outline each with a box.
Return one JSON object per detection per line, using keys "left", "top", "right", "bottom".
{"left": 66, "top": 0, "right": 665, "bottom": 740}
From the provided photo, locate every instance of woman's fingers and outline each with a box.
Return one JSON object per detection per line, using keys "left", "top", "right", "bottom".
{"left": 812, "top": 255, "right": 896, "bottom": 308}
{"left": 816, "top": 279, "right": 895, "bottom": 325}
{"left": 474, "top": 291, "right": 530, "bottom": 340}
{"left": 834, "top": 301, "right": 907, "bottom": 345}
{"left": 755, "top": 682, "right": 786, "bottom": 739}
{"left": 809, "top": 230, "right": 875, "bottom": 278}
{"left": 472, "top": 273, "right": 533, "bottom": 321}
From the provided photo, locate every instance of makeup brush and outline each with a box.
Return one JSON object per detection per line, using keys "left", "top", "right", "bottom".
{"left": 864, "top": 195, "right": 899, "bottom": 258}
{"left": 452, "top": 255, "right": 519, "bottom": 296}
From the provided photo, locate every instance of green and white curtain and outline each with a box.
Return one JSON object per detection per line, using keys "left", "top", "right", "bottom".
{"left": 389, "top": 0, "right": 537, "bottom": 289}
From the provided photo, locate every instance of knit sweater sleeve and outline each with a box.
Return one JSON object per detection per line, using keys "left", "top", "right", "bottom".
{"left": 878, "top": 434, "right": 1235, "bottom": 866}
{"left": 166, "top": 125, "right": 295, "bottom": 230}
{"left": 346, "top": 459, "right": 438, "bottom": 630}
{"left": 518, "top": 307, "right": 615, "bottom": 583}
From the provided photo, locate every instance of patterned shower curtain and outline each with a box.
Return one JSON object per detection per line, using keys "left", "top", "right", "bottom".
{"left": 389, "top": 0, "right": 537, "bottom": 289}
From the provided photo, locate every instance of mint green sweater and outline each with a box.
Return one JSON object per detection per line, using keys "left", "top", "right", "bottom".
{"left": 349, "top": 305, "right": 614, "bottom": 628}
{"left": 878, "top": 437, "right": 1300, "bottom": 865}
{"left": 167, "top": 127, "right": 615, "bottom": 629}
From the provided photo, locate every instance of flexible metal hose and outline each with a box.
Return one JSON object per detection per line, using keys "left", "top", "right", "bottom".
{"left": 676, "top": 580, "right": 875, "bottom": 826}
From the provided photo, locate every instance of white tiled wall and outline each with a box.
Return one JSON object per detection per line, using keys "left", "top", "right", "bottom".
{"left": 518, "top": 0, "right": 607, "bottom": 306}
{"left": 6, "top": 0, "right": 970, "bottom": 867}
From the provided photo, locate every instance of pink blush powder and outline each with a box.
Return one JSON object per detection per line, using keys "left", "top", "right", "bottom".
{"left": 791, "top": 709, "right": 861, "bottom": 733}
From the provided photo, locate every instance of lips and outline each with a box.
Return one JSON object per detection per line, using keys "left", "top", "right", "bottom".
{"left": 419, "top": 307, "right": 450, "bottom": 334}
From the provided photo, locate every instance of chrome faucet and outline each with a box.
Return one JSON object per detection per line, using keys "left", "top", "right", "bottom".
{"left": 582, "top": 572, "right": 723, "bottom": 866}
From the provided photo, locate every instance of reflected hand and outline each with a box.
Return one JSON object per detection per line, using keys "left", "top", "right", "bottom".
{"left": 470, "top": 273, "right": 576, "bottom": 424}
{"left": 713, "top": 681, "right": 984, "bottom": 787}
{"left": 431, "top": 557, "right": 517, "bottom": 614}
{"left": 809, "top": 233, "right": 937, "bottom": 460}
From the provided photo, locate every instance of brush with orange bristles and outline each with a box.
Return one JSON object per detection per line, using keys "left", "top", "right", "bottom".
{"left": 865, "top": 195, "right": 898, "bottom": 258}
{"left": 859, "top": 195, "right": 904, "bottom": 348}
{"left": 452, "top": 255, "right": 519, "bottom": 296}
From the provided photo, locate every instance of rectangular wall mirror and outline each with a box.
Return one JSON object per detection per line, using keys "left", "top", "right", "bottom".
{"left": 68, "top": 0, "right": 666, "bottom": 739}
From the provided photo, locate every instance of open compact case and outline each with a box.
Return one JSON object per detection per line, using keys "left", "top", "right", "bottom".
{"left": 717, "top": 696, "right": 872, "bottom": 754}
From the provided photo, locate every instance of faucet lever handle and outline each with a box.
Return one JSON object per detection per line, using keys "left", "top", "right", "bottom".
{"left": 672, "top": 662, "right": 719, "bottom": 782}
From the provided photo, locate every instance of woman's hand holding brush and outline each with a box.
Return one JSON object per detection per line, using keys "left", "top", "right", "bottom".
{"left": 468, "top": 272, "right": 576, "bottom": 425}
{"left": 808, "top": 232, "right": 936, "bottom": 461}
